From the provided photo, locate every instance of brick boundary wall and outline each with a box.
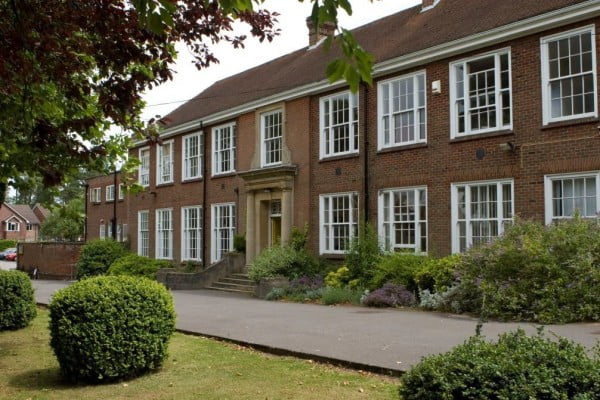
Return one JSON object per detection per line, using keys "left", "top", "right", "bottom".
{"left": 17, "top": 242, "right": 83, "bottom": 280}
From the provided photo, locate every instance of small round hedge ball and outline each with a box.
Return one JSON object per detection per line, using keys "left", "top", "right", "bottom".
{"left": 49, "top": 276, "right": 176, "bottom": 383}
{"left": 0, "top": 270, "right": 37, "bottom": 331}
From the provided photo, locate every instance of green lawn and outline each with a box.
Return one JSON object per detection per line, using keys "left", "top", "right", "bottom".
{"left": 0, "top": 309, "right": 399, "bottom": 399}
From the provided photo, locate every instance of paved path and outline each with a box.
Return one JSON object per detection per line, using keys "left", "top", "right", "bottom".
{"left": 0, "top": 260, "right": 16, "bottom": 271}
{"left": 32, "top": 280, "right": 600, "bottom": 374}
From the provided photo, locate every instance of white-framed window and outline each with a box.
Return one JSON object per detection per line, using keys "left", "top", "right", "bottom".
{"left": 261, "top": 110, "right": 283, "bottom": 167}
{"left": 319, "top": 192, "right": 359, "bottom": 254}
{"left": 117, "top": 224, "right": 122, "bottom": 242}
{"left": 6, "top": 221, "right": 19, "bottom": 232}
{"left": 139, "top": 147, "right": 150, "bottom": 187}
{"left": 122, "top": 224, "right": 128, "bottom": 241}
{"left": 106, "top": 185, "right": 115, "bottom": 202}
{"left": 320, "top": 91, "right": 359, "bottom": 158}
{"left": 107, "top": 222, "right": 113, "bottom": 240}
{"left": 90, "top": 187, "right": 101, "bottom": 203}
{"left": 378, "top": 71, "right": 426, "bottom": 149}
{"left": 99, "top": 224, "right": 106, "bottom": 240}
{"left": 118, "top": 183, "right": 125, "bottom": 200}
{"left": 451, "top": 179, "right": 514, "bottom": 253}
{"left": 544, "top": 172, "right": 600, "bottom": 224}
{"left": 138, "top": 211, "right": 149, "bottom": 257}
{"left": 26, "top": 224, "right": 32, "bottom": 231}
{"left": 541, "top": 26, "right": 597, "bottom": 125}
{"left": 182, "top": 132, "right": 203, "bottom": 181}
{"left": 212, "top": 123, "right": 236, "bottom": 175}
{"left": 156, "top": 208, "right": 173, "bottom": 259}
{"left": 379, "top": 187, "right": 427, "bottom": 254}
{"left": 450, "top": 49, "right": 512, "bottom": 137}
{"left": 211, "top": 203, "right": 236, "bottom": 263}
{"left": 182, "top": 206, "right": 202, "bottom": 261}
{"left": 157, "top": 140, "right": 174, "bottom": 185}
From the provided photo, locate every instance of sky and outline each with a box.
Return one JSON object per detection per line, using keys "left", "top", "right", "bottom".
{"left": 141, "top": 0, "right": 421, "bottom": 122}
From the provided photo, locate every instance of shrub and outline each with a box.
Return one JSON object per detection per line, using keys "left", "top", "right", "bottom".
{"left": 288, "top": 275, "right": 324, "bottom": 293}
{"left": 0, "top": 239, "right": 17, "bottom": 251}
{"left": 265, "top": 288, "right": 286, "bottom": 301}
{"left": 76, "top": 239, "right": 128, "bottom": 279}
{"left": 345, "top": 223, "right": 382, "bottom": 286}
{"left": 233, "top": 234, "right": 246, "bottom": 253}
{"left": 248, "top": 245, "right": 321, "bottom": 282}
{"left": 0, "top": 270, "right": 36, "bottom": 331}
{"left": 370, "top": 253, "right": 429, "bottom": 292}
{"left": 414, "top": 254, "right": 462, "bottom": 293}
{"left": 362, "top": 283, "right": 415, "bottom": 308}
{"left": 453, "top": 217, "right": 600, "bottom": 323}
{"left": 325, "top": 266, "right": 355, "bottom": 288}
{"left": 399, "top": 329, "right": 600, "bottom": 400}
{"left": 321, "top": 286, "right": 362, "bottom": 305}
{"left": 49, "top": 276, "right": 176, "bottom": 383}
{"left": 108, "top": 254, "right": 165, "bottom": 279}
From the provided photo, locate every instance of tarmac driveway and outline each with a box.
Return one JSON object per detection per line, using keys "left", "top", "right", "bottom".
{"left": 32, "top": 280, "right": 600, "bottom": 373}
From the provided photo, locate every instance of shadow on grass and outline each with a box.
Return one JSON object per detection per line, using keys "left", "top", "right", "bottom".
{"left": 8, "top": 367, "right": 81, "bottom": 391}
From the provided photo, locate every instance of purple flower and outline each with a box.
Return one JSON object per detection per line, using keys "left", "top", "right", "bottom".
{"left": 363, "top": 283, "right": 416, "bottom": 308}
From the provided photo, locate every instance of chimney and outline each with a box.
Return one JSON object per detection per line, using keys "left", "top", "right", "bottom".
{"left": 421, "top": 0, "right": 441, "bottom": 12}
{"left": 306, "top": 17, "right": 336, "bottom": 47}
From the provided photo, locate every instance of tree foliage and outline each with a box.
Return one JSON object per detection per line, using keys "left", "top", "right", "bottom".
{"left": 40, "top": 199, "right": 85, "bottom": 242}
{"left": 0, "top": 0, "right": 372, "bottom": 201}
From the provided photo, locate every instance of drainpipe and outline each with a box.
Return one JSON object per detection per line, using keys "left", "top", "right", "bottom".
{"left": 362, "top": 82, "right": 370, "bottom": 223}
{"left": 200, "top": 121, "right": 207, "bottom": 268}
{"left": 112, "top": 170, "right": 117, "bottom": 240}
{"left": 84, "top": 183, "right": 89, "bottom": 242}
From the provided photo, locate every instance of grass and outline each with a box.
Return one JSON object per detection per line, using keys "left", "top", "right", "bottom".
{"left": 0, "top": 309, "right": 399, "bottom": 399}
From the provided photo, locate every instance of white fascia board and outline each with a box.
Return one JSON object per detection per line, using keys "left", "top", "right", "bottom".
{"left": 141, "top": 0, "right": 600, "bottom": 144}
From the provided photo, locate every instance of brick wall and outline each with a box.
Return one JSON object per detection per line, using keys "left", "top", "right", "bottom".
{"left": 87, "top": 173, "right": 129, "bottom": 243}
{"left": 17, "top": 242, "right": 83, "bottom": 280}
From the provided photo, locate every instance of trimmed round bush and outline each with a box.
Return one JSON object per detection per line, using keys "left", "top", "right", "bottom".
{"left": 49, "top": 276, "right": 176, "bottom": 383}
{"left": 76, "top": 239, "right": 128, "bottom": 279}
{"left": 0, "top": 270, "right": 36, "bottom": 330}
{"left": 399, "top": 329, "right": 600, "bottom": 400}
{"left": 108, "top": 254, "right": 166, "bottom": 279}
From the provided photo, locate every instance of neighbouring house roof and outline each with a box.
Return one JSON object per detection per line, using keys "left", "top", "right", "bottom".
{"left": 33, "top": 204, "right": 51, "bottom": 221}
{"left": 161, "top": 0, "right": 589, "bottom": 130}
{"left": 2, "top": 204, "right": 41, "bottom": 225}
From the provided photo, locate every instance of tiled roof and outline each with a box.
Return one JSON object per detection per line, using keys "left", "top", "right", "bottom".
{"left": 162, "top": 0, "right": 587, "bottom": 128}
{"left": 3, "top": 204, "right": 41, "bottom": 224}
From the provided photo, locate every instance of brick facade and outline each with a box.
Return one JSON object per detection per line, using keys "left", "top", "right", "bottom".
{"left": 86, "top": 5, "right": 600, "bottom": 264}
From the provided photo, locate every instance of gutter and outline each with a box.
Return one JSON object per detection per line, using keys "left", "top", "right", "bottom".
{"left": 133, "top": 0, "right": 600, "bottom": 145}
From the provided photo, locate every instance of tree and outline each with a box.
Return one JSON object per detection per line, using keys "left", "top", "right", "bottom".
{"left": 0, "top": 0, "right": 372, "bottom": 202}
{"left": 40, "top": 199, "right": 85, "bottom": 242}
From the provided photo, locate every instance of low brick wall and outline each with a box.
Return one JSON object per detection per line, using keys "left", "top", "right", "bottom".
{"left": 17, "top": 242, "right": 83, "bottom": 280}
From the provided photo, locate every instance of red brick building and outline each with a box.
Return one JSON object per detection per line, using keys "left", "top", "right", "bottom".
{"left": 86, "top": 0, "right": 600, "bottom": 266}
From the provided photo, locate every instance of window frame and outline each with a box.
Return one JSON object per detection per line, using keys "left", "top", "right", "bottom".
{"left": 90, "top": 187, "right": 101, "bottom": 203}
{"left": 182, "top": 131, "right": 203, "bottom": 181}
{"left": 544, "top": 171, "right": 600, "bottom": 224}
{"left": 260, "top": 109, "right": 284, "bottom": 167}
{"left": 451, "top": 178, "right": 514, "bottom": 253}
{"left": 540, "top": 25, "right": 598, "bottom": 125}
{"left": 211, "top": 203, "right": 236, "bottom": 263}
{"left": 138, "top": 146, "right": 150, "bottom": 187}
{"left": 137, "top": 210, "right": 149, "bottom": 257}
{"left": 156, "top": 140, "right": 174, "bottom": 185}
{"left": 449, "top": 48, "right": 513, "bottom": 138}
{"left": 155, "top": 208, "right": 173, "bottom": 260}
{"left": 212, "top": 123, "right": 236, "bottom": 176}
{"left": 377, "top": 70, "right": 427, "bottom": 150}
{"left": 181, "top": 205, "right": 203, "bottom": 261}
{"left": 319, "top": 192, "right": 359, "bottom": 255}
{"left": 319, "top": 91, "right": 359, "bottom": 159}
{"left": 118, "top": 183, "right": 125, "bottom": 200}
{"left": 6, "top": 220, "right": 20, "bottom": 232}
{"left": 106, "top": 185, "right": 115, "bottom": 202}
{"left": 378, "top": 186, "right": 428, "bottom": 254}
{"left": 99, "top": 224, "right": 106, "bottom": 240}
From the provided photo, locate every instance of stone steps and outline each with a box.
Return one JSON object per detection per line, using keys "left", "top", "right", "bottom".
{"left": 207, "top": 272, "right": 256, "bottom": 295}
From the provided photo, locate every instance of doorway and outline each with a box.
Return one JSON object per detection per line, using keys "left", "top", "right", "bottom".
{"left": 269, "top": 200, "right": 282, "bottom": 246}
